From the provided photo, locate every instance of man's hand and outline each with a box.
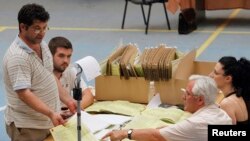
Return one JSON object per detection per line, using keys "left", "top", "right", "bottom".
{"left": 101, "top": 130, "right": 127, "bottom": 141}
{"left": 66, "top": 99, "right": 77, "bottom": 114}
{"left": 47, "top": 111, "right": 66, "bottom": 126}
{"left": 16, "top": 89, "right": 66, "bottom": 126}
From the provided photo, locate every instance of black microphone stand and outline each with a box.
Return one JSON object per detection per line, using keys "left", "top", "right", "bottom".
{"left": 73, "top": 64, "right": 82, "bottom": 141}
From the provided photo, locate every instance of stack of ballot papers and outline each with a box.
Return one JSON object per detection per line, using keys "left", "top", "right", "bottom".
{"left": 122, "top": 107, "right": 191, "bottom": 130}
{"left": 50, "top": 99, "right": 191, "bottom": 141}
{"left": 85, "top": 99, "right": 191, "bottom": 129}
{"left": 85, "top": 100, "right": 146, "bottom": 116}
{"left": 141, "top": 45, "right": 177, "bottom": 81}
{"left": 105, "top": 43, "right": 139, "bottom": 79}
{"left": 102, "top": 43, "right": 184, "bottom": 81}
{"left": 50, "top": 111, "right": 132, "bottom": 141}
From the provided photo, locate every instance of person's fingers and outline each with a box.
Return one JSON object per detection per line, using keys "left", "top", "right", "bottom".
{"left": 68, "top": 106, "right": 75, "bottom": 113}
{"left": 101, "top": 137, "right": 110, "bottom": 141}
{"left": 54, "top": 119, "right": 61, "bottom": 126}
{"left": 70, "top": 101, "right": 77, "bottom": 113}
{"left": 101, "top": 132, "right": 111, "bottom": 140}
{"left": 59, "top": 117, "right": 66, "bottom": 125}
{"left": 51, "top": 114, "right": 59, "bottom": 126}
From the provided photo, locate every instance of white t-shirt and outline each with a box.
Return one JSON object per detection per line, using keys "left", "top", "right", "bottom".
{"left": 159, "top": 104, "right": 232, "bottom": 141}
{"left": 60, "top": 65, "right": 87, "bottom": 107}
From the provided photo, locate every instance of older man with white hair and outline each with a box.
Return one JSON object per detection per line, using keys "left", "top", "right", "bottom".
{"left": 102, "top": 75, "right": 232, "bottom": 141}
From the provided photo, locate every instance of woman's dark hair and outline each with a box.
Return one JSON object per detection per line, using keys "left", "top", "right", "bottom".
{"left": 237, "top": 58, "right": 250, "bottom": 101}
{"left": 219, "top": 56, "right": 250, "bottom": 100}
{"left": 18, "top": 3, "right": 50, "bottom": 26}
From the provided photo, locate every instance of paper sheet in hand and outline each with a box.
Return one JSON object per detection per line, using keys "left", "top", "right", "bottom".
{"left": 75, "top": 56, "right": 101, "bottom": 81}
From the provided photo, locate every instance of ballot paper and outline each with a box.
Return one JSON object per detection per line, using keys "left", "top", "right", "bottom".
{"left": 147, "top": 93, "right": 162, "bottom": 108}
{"left": 50, "top": 112, "right": 98, "bottom": 141}
{"left": 75, "top": 56, "right": 101, "bottom": 81}
{"left": 50, "top": 111, "right": 132, "bottom": 141}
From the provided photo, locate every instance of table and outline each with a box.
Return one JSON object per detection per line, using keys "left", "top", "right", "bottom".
{"left": 166, "top": 0, "right": 250, "bottom": 33}
{"left": 44, "top": 135, "right": 53, "bottom": 141}
{"left": 167, "top": 0, "right": 250, "bottom": 14}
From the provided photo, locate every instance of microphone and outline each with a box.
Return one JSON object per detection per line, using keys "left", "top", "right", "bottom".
{"left": 72, "top": 56, "right": 101, "bottom": 141}
{"left": 75, "top": 56, "right": 101, "bottom": 82}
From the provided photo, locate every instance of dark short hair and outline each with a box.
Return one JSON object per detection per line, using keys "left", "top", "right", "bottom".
{"left": 48, "top": 36, "right": 73, "bottom": 55}
{"left": 18, "top": 3, "right": 50, "bottom": 26}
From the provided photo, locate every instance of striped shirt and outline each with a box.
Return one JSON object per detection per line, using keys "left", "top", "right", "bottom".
{"left": 3, "top": 36, "right": 60, "bottom": 129}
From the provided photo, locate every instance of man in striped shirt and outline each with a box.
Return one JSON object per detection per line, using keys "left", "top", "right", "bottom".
{"left": 3, "top": 3, "right": 76, "bottom": 141}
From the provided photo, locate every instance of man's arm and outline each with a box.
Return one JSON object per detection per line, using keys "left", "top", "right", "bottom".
{"left": 81, "top": 88, "right": 94, "bottom": 109}
{"left": 54, "top": 76, "right": 76, "bottom": 113}
{"left": 16, "top": 89, "right": 65, "bottom": 126}
{"left": 102, "top": 129, "right": 166, "bottom": 141}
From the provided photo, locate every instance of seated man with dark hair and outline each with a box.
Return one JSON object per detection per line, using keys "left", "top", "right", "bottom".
{"left": 48, "top": 36, "right": 94, "bottom": 114}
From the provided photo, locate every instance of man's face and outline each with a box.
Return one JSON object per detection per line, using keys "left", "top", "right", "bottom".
{"left": 209, "top": 62, "right": 228, "bottom": 89}
{"left": 53, "top": 47, "right": 72, "bottom": 73}
{"left": 20, "top": 20, "right": 49, "bottom": 44}
{"left": 182, "top": 80, "right": 200, "bottom": 113}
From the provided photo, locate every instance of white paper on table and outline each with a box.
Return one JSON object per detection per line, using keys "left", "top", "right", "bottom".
{"left": 75, "top": 56, "right": 101, "bottom": 81}
{"left": 95, "top": 129, "right": 112, "bottom": 140}
{"left": 92, "top": 114, "right": 132, "bottom": 125}
{"left": 147, "top": 93, "right": 162, "bottom": 108}
{"left": 94, "top": 124, "right": 123, "bottom": 140}
{"left": 80, "top": 111, "right": 111, "bottom": 133}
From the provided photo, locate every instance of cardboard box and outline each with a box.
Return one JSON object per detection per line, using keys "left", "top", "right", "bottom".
{"left": 95, "top": 49, "right": 216, "bottom": 105}
{"left": 156, "top": 50, "right": 216, "bottom": 105}
{"left": 95, "top": 76, "right": 149, "bottom": 103}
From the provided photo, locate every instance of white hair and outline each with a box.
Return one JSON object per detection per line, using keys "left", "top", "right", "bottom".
{"left": 189, "top": 75, "right": 218, "bottom": 105}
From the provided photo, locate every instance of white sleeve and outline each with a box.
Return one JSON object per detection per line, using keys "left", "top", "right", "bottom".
{"left": 80, "top": 77, "right": 87, "bottom": 90}
{"left": 159, "top": 118, "right": 206, "bottom": 141}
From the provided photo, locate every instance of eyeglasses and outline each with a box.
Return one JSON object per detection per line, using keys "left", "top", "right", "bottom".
{"left": 32, "top": 26, "right": 49, "bottom": 34}
{"left": 26, "top": 24, "right": 49, "bottom": 34}
{"left": 181, "top": 88, "right": 196, "bottom": 96}
{"left": 181, "top": 88, "right": 191, "bottom": 96}
{"left": 181, "top": 88, "right": 201, "bottom": 100}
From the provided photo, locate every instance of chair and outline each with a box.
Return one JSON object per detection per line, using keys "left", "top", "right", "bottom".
{"left": 121, "top": 0, "right": 171, "bottom": 34}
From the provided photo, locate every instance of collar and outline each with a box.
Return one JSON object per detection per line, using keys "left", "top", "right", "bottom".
{"left": 192, "top": 104, "right": 218, "bottom": 116}
{"left": 15, "top": 35, "right": 47, "bottom": 54}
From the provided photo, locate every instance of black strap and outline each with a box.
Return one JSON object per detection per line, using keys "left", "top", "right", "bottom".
{"left": 225, "top": 91, "right": 236, "bottom": 98}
